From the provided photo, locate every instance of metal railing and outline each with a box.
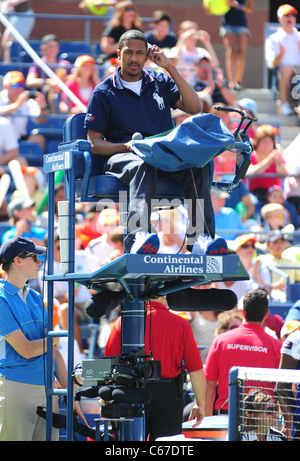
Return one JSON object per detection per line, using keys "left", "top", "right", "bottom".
{"left": 3, "top": 11, "right": 152, "bottom": 46}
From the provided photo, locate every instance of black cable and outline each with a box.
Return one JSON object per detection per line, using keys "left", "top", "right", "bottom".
{"left": 147, "top": 299, "right": 153, "bottom": 360}
{"left": 189, "top": 167, "right": 212, "bottom": 240}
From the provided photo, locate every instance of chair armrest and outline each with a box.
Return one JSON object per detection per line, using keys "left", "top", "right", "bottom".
{"left": 58, "top": 139, "right": 92, "bottom": 201}
{"left": 58, "top": 139, "right": 91, "bottom": 153}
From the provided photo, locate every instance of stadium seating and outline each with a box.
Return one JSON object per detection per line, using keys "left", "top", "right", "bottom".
{"left": 290, "top": 282, "right": 300, "bottom": 303}
{"left": 0, "top": 222, "right": 12, "bottom": 242}
{"left": 27, "top": 115, "right": 65, "bottom": 155}
{"left": 19, "top": 140, "right": 44, "bottom": 167}
{"left": 58, "top": 41, "right": 92, "bottom": 63}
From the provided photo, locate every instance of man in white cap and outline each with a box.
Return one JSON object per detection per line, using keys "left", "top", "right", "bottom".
{"left": 265, "top": 4, "right": 300, "bottom": 116}
{"left": 192, "top": 51, "right": 236, "bottom": 107}
{"left": 0, "top": 71, "right": 48, "bottom": 149}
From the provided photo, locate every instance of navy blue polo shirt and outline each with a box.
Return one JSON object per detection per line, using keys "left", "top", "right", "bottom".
{"left": 84, "top": 67, "right": 180, "bottom": 143}
{"left": 144, "top": 30, "right": 178, "bottom": 49}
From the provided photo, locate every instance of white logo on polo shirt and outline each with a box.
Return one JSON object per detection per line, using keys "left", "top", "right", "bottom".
{"left": 153, "top": 92, "right": 165, "bottom": 110}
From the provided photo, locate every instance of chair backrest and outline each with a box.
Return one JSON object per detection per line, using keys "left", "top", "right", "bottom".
{"left": 63, "top": 112, "right": 87, "bottom": 142}
{"left": 63, "top": 113, "right": 105, "bottom": 182}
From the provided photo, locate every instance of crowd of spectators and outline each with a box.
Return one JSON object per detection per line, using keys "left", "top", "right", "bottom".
{"left": 0, "top": 1, "right": 300, "bottom": 440}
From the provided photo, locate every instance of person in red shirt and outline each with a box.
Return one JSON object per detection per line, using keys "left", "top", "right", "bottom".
{"left": 104, "top": 296, "right": 205, "bottom": 440}
{"left": 59, "top": 55, "right": 100, "bottom": 114}
{"left": 246, "top": 124, "right": 287, "bottom": 202}
{"left": 204, "top": 288, "right": 282, "bottom": 416}
{"left": 75, "top": 208, "right": 100, "bottom": 249}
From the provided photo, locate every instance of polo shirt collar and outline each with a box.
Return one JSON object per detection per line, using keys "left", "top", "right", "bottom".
{"left": 0, "top": 280, "right": 29, "bottom": 297}
{"left": 146, "top": 301, "right": 167, "bottom": 311}
{"left": 112, "top": 67, "right": 154, "bottom": 90}
{"left": 242, "top": 322, "right": 265, "bottom": 332}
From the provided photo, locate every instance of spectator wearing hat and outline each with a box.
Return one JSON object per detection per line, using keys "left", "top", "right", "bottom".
{"left": 211, "top": 188, "right": 247, "bottom": 241}
{"left": 20, "top": 165, "right": 46, "bottom": 205}
{"left": 2, "top": 197, "right": 46, "bottom": 246}
{"left": 234, "top": 233, "right": 271, "bottom": 292}
{"left": 246, "top": 124, "right": 287, "bottom": 202}
{"left": 59, "top": 55, "right": 100, "bottom": 114}
{"left": 237, "top": 97, "right": 257, "bottom": 118}
{"left": 280, "top": 319, "right": 300, "bottom": 341}
{"left": 0, "top": 71, "right": 47, "bottom": 151}
{"left": 192, "top": 52, "right": 236, "bottom": 107}
{"left": 281, "top": 301, "right": 300, "bottom": 340}
{"left": 145, "top": 10, "right": 178, "bottom": 49}
{"left": 26, "top": 34, "right": 72, "bottom": 114}
{"left": 265, "top": 4, "right": 300, "bottom": 117}
{"left": 260, "top": 230, "right": 300, "bottom": 302}
{"left": 0, "top": 236, "right": 87, "bottom": 441}
{"left": 234, "top": 97, "right": 258, "bottom": 139}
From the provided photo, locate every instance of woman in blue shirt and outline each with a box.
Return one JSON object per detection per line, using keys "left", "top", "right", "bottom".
{"left": 0, "top": 236, "right": 86, "bottom": 441}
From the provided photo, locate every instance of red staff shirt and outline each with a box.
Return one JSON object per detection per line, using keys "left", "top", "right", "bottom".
{"left": 105, "top": 301, "right": 203, "bottom": 378}
{"left": 204, "top": 323, "right": 282, "bottom": 410}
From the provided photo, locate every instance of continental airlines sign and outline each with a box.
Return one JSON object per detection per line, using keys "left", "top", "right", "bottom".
{"left": 126, "top": 254, "right": 223, "bottom": 275}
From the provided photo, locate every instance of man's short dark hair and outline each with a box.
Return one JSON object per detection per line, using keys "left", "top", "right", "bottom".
{"left": 242, "top": 289, "right": 269, "bottom": 322}
{"left": 152, "top": 10, "right": 172, "bottom": 24}
{"left": 118, "top": 30, "right": 148, "bottom": 51}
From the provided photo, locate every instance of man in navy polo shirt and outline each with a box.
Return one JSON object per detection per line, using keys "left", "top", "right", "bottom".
{"left": 84, "top": 29, "right": 225, "bottom": 255}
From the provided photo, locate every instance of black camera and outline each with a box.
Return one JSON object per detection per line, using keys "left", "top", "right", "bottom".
{"left": 28, "top": 88, "right": 37, "bottom": 99}
{"left": 80, "top": 347, "right": 161, "bottom": 387}
{"left": 112, "top": 356, "right": 161, "bottom": 385}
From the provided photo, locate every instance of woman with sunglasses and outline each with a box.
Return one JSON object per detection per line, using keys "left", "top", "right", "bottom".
{"left": 234, "top": 233, "right": 271, "bottom": 294}
{"left": 0, "top": 236, "right": 87, "bottom": 441}
{"left": 100, "top": 1, "right": 142, "bottom": 62}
